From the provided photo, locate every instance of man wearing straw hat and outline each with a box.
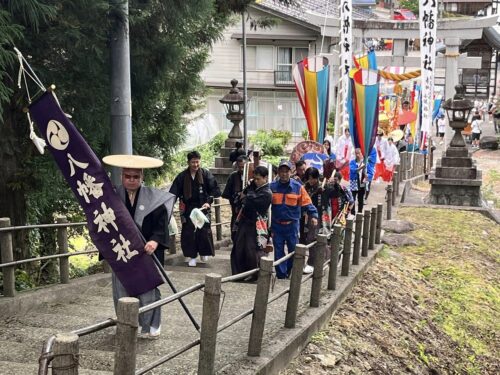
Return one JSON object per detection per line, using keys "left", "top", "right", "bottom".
{"left": 103, "top": 154, "right": 175, "bottom": 339}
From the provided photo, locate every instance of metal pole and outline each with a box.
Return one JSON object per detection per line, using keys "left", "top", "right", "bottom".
{"left": 110, "top": 0, "right": 133, "bottom": 185}
{"left": 242, "top": 12, "right": 248, "bottom": 152}
{"left": 151, "top": 254, "right": 200, "bottom": 332}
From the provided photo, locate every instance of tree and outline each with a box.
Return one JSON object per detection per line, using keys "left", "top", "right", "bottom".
{"left": 399, "top": 0, "right": 419, "bottom": 16}
{"left": 0, "top": 0, "right": 293, "bottom": 272}
{"left": 0, "top": 0, "right": 231, "bottom": 269}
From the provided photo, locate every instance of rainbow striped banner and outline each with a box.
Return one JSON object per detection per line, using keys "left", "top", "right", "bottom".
{"left": 293, "top": 56, "right": 330, "bottom": 142}
{"left": 347, "top": 68, "right": 380, "bottom": 159}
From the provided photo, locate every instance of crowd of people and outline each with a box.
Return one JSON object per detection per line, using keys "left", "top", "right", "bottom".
{"left": 216, "top": 126, "right": 406, "bottom": 279}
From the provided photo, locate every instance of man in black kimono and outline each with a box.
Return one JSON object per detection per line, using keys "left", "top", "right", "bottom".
{"left": 222, "top": 155, "right": 246, "bottom": 242}
{"left": 103, "top": 154, "right": 175, "bottom": 339}
{"left": 231, "top": 165, "right": 272, "bottom": 276}
{"left": 170, "top": 151, "right": 221, "bottom": 267}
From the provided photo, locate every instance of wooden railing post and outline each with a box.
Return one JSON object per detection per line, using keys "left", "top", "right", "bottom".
{"left": 375, "top": 204, "right": 383, "bottom": 244}
{"left": 393, "top": 171, "right": 399, "bottom": 199}
{"left": 102, "top": 260, "right": 112, "bottom": 273}
{"left": 248, "top": 258, "right": 273, "bottom": 357}
{"left": 53, "top": 332, "right": 79, "bottom": 375}
{"left": 369, "top": 207, "right": 377, "bottom": 250}
{"left": 327, "top": 225, "right": 342, "bottom": 290}
{"left": 114, "top": 297, "right": 139, "bottom": 375}
{"left": 352, "top": 213, "right": 363, "bottom": 265}
{"left": 198, "top": 273, "right": 222, "bottom": 375}
{"left": 386, "top": 185, "right": 393, "bottom": 220}
{"left": 430, "top": 138, "right": 434, "bottom": 169}
{"left": 0, "top": 218, "right": 15, "bottom": 297}
{"left": 361, "top": 210, "right": 370, "bottom": 258}
{"left": 168, "top": 234, "right": 176, "bottom": 254}
{"left": 341, "top": 218, "right": 353, "bottom": 276}
{"left": 310, "top": 235, "right": 327, "bottom": 308}
{"left": 57, "top": 216, "right": 70, "bottom": 284}
{"left": 285, "top": 245, "right": 306, "bottom": 328}
{"left": 214, "top": 197, "right": 222, "bottom": 241}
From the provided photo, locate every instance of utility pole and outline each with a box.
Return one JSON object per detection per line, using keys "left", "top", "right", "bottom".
{"left": 242, "top": 11, "right": 248, "bottom": 152}
{"left": 110, "top": 0, "right": 133, "bottom": 185}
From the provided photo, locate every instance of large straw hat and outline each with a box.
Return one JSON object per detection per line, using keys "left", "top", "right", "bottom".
{"left": 388, "top": 129, "right": 404, "bottom": 142}
{"left": 103, "top": 154, "right": 163, "bottom": 169}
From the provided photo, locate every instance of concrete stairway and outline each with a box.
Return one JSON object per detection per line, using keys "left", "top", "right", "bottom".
{"left": 210, "top": 137, "right": 242, "bottom": 186}
{"left": 0, "top": 245, "right": 297, "bottom": 375}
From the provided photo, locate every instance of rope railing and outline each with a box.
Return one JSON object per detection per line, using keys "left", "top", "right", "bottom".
{"left": 35, "top": 201, "right": 387, "bottom": 375}
{"left": 0, "top": 249, "right": 98, "bottom": 269}
{"left": 0, "top": 200, "right": 232, "bottom": 293}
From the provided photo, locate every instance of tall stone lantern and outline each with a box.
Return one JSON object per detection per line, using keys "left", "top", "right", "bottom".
{"left": 429, "top": 85, "right": 482, "bottom": 206}
{"left": 219, "top": 78, "right": 244, "bottom": 139}
{"left": 210, "top": 79, "right": 245, "bottom": 187}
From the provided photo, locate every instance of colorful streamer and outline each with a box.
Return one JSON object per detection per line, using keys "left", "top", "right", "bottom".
{"left": 347, "top": 68, "right": 380, "bottom": 159}
{"left": 293, "top": 56, "right": 330, "bottom": 142}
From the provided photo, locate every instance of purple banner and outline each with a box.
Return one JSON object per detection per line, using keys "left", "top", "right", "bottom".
{"left": 29, "top": 92, "right": 163, "bottom": 296}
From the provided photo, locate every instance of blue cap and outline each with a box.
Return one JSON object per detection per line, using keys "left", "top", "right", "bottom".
{"left": 278, "top": 160, "right": 292, "bottom": 170}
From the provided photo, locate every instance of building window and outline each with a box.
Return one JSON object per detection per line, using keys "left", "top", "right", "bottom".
{"left": 276, "top": 47, "right": 309, "bottom": 74}
{"left": 242, "top": 45, "right": 274, "bottom": 71}
{"left": 446, "top": 3, "right": 458, "bottom": 12}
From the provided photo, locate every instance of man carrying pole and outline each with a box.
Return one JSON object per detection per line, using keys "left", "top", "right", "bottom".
{"left": 103, "top": 154, "right": 176, "bottom": 339}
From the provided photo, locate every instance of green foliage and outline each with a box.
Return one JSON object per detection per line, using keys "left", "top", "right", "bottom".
{"left": 301, "top": 128, "right": 309, "bottom": 141}
{"left": 270, "top": 129, "right": 292, "bottom": 146}
{"left": 250, "top": 129, "right": 292, "bottom": 158}
{"left": 163, "top": 133, "right": 227, "bottom": 183}
{"left": 0, "top": 0, "right": 233, "bottom": 249}
{"left": 15, "top": 269, "right": 35, "bottom": 291}
{"left": 399, "top": 0, "right": 419, "bottom": 15}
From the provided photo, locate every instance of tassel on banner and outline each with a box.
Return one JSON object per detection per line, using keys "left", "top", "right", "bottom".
{"left": 15, "top": 47, "right": 47, "bottom": 154}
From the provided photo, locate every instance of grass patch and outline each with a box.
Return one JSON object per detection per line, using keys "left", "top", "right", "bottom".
{"left": 482, "top": 169, "right": 500, "bottom": 209}
{"left": 396, "top": 207, "right": 500, "bottom": 367}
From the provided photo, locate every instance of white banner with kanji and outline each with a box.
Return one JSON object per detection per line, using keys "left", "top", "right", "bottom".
{"left": 419, "top": 0, "right": 437, "bottom": 145}
{"left": 340, "top": 0, "right": 353, "bottom": 122}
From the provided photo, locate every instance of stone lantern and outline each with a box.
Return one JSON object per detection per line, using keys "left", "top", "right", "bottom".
{"left": 428, "top": 85, "right": 482, "bottom": 206}
{"left": 219, "top": 79, "right": 244, "bottom": 139}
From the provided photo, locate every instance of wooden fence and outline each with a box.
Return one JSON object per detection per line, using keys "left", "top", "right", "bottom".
{"left": 39, "top": 203, "right": 385, "bottom": 375}
{"left": 0, "top": 200, "right": 230, "bottom": 297}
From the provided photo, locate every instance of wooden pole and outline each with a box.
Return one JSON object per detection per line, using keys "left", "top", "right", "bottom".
{"left": 56, "top": 216, "right": 70, "bottom": 284}
{"left": 341, "top": 218, "right": 353, "bottom": 276}
{"left": 214, "top": 197, "right": 222, "bottom": 241}
{"left": 375, "top": 203, "right": 383, "bottom": 244}
{"left": 198, "top": 273, "right": 222, "bottom": 375}
{"left": 352, "top": 213, "right": 363, "bottom": 265}
{"left": 386, "top": 185, "right": 393, "bottom": 220}
{"left": 369, "top": 207, "right": 377, "bottom": 250}
{"left": 248, "top": 258, "right": 273, "bottom": 357}
{"left": 327, "top": 225, "right": 342, "bottom": 290}
{"left": 310, "top": 235, "right": 327, "bottom": 307}
{"left": 114, "top": 297, "right": 139, "bottom": 375}
{"left": 169, "top": 234, "right": 176, "bottom": 254}
{"left": 284, "top": 245, "right": 306, "bottom": 328}
{"left": 361, "top": 210, "right": 370, "bottom": 257}
{"left": 53, "top": 332, "right": 79, "bottom": 375}
{"left": 0, "top": 218, "right": 15, "bottom": 297}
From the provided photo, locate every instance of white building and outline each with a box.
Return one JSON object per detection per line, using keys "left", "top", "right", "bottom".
{"left": 201, "top": 0, "right": 377, "bottom": 138}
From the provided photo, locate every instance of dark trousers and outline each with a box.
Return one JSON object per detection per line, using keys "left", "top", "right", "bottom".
{"left": 181, "top": 220, "right": 215, "bottom": 258}
{"left": 351, "top": 188, "right": 366, "bottom": 215}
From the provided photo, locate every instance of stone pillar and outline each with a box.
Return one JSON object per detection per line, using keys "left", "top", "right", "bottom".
{"left": 444, "top": 38, "right": 460, "bottom": 146}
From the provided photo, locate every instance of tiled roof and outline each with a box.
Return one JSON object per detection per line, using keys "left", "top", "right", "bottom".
{"left": 255, "top": 0, "right": 378, "bottom": 22}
